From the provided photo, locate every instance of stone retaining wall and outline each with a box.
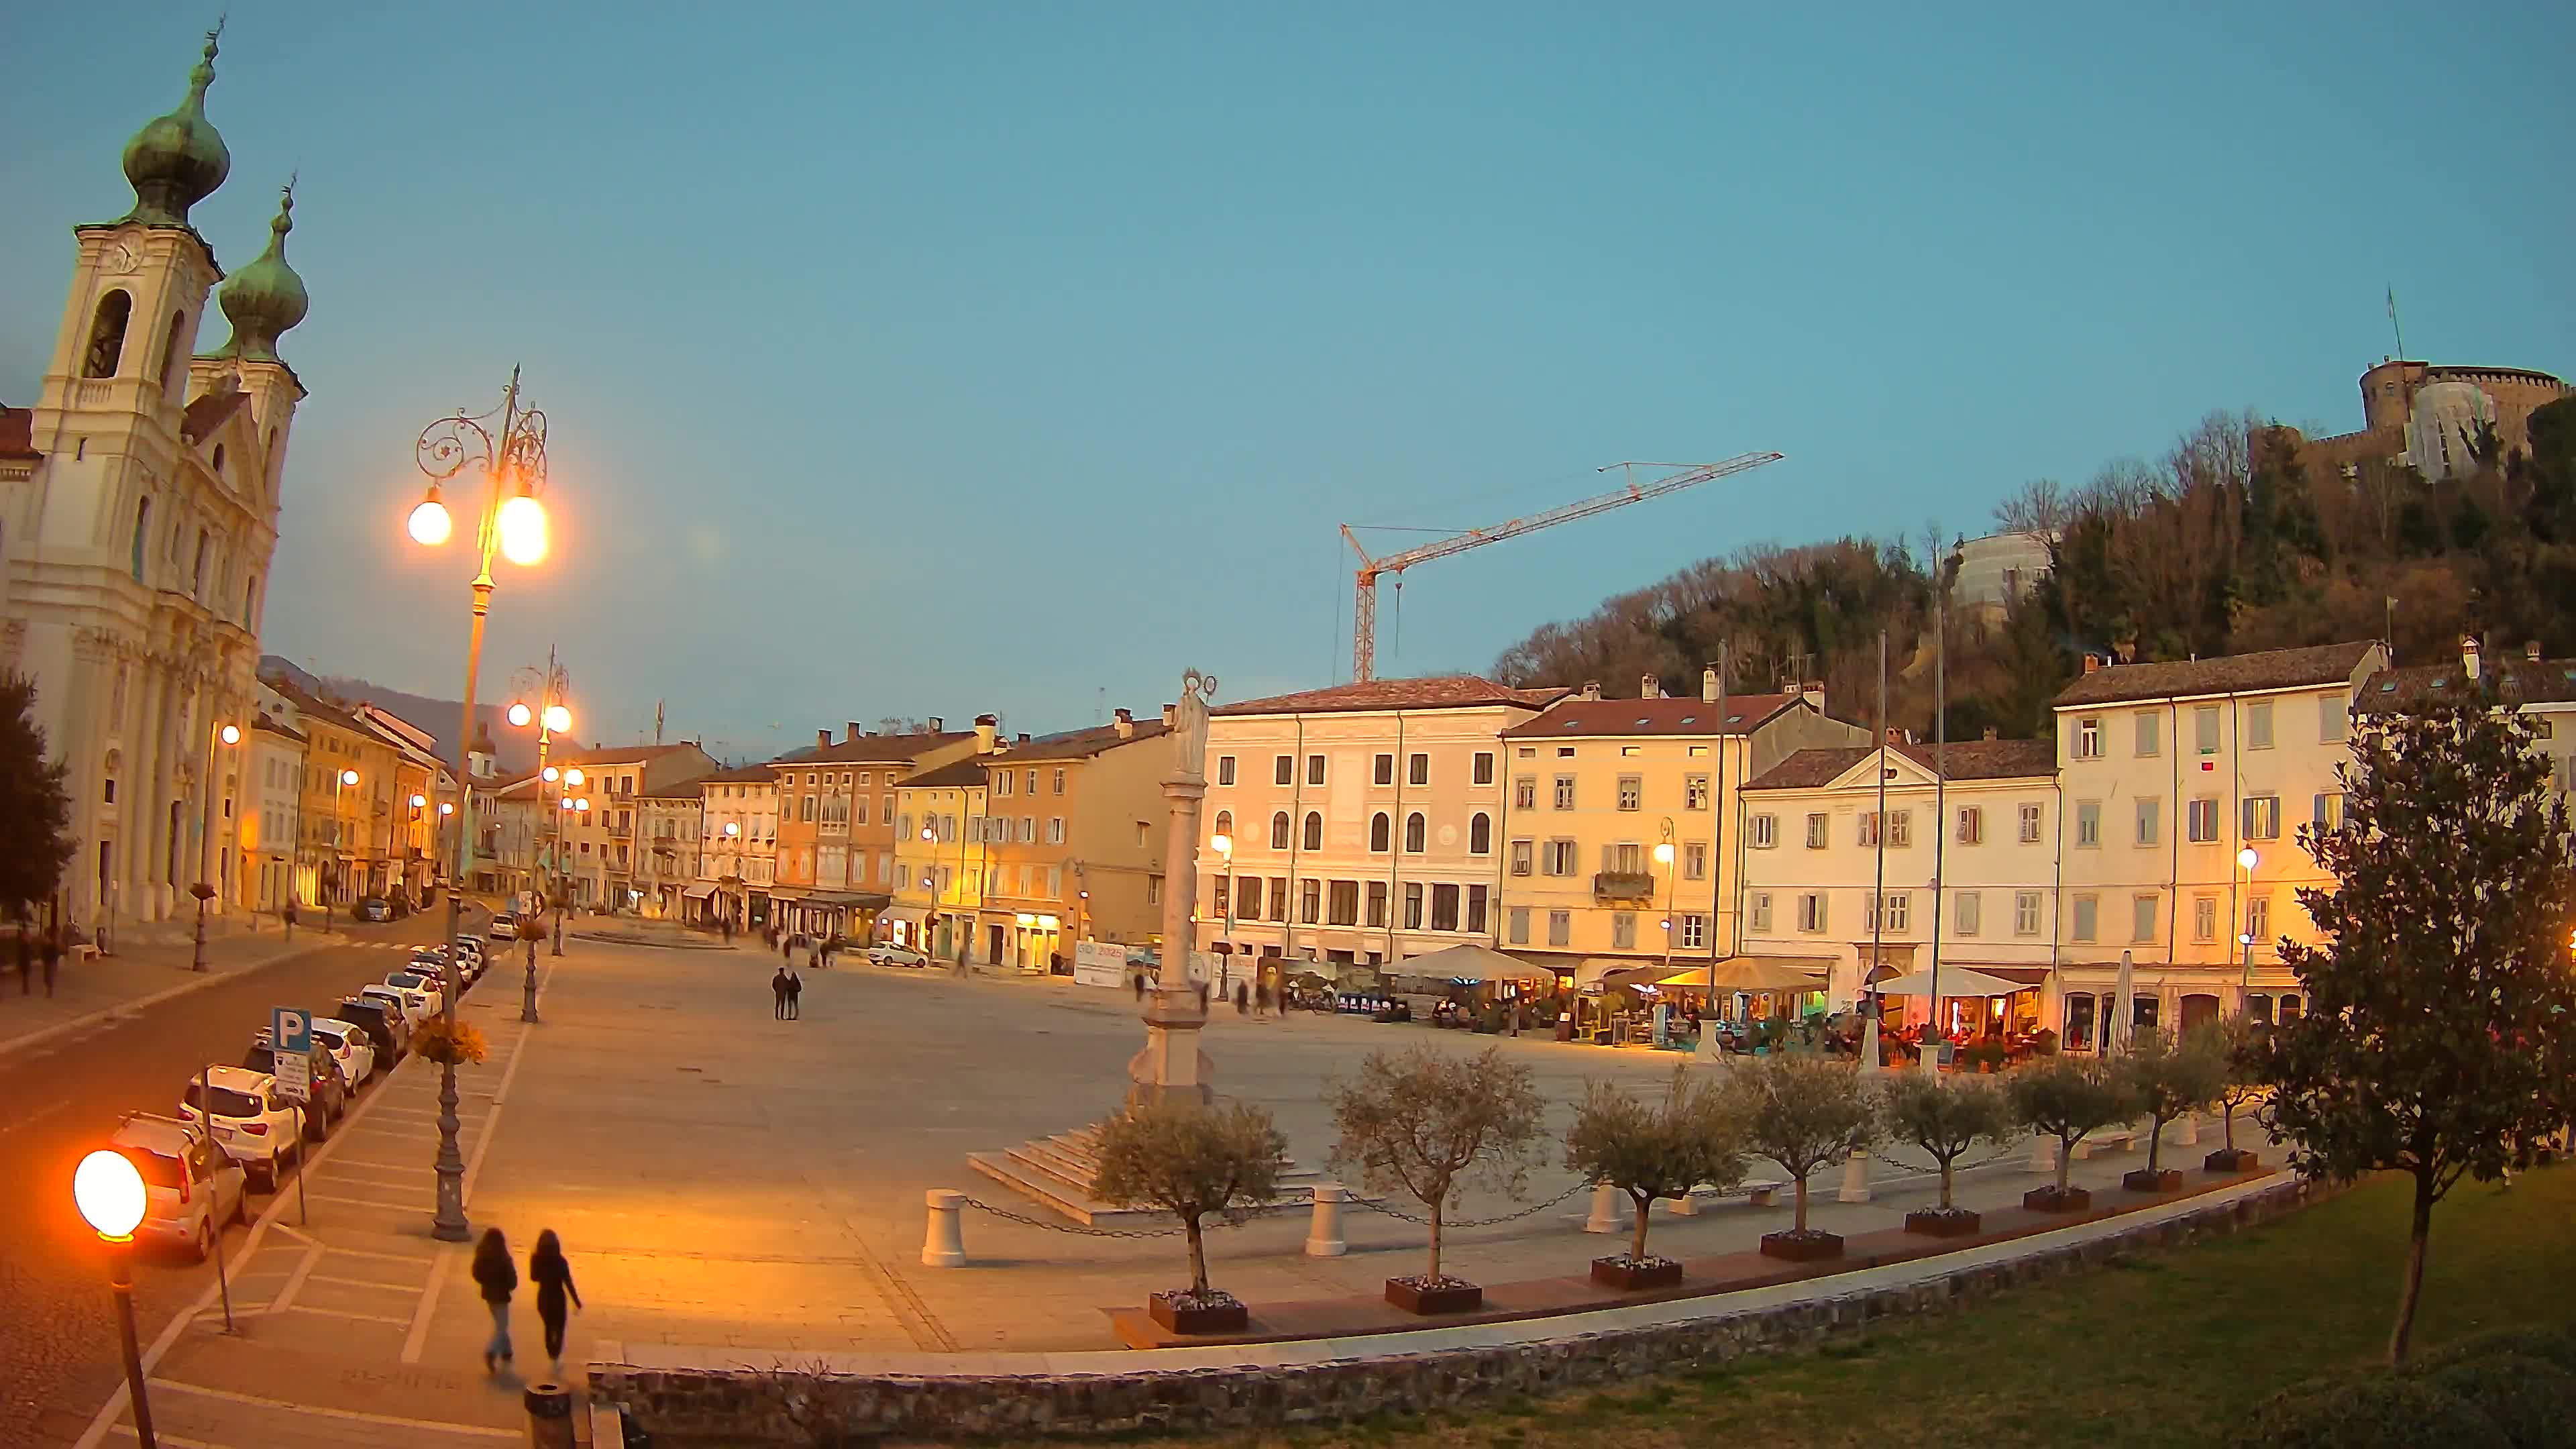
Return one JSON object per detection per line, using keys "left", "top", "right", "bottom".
{"left": 596, "top": 1177, "right": 2315, "bottom": 1444}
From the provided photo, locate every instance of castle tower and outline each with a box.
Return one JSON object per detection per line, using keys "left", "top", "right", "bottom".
{"left": 3, "top": 27, "right": 309, "bottom": 937}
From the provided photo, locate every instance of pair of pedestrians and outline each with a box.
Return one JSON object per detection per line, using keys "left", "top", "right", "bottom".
{"left": 472, "top": 1228, "right": 582, "bottom": 1377}
{"left": 771, "top": 967, "right": 804, "bottom": 1020}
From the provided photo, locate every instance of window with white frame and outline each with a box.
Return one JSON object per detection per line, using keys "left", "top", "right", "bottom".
{"left": 2245, "top": 893, "right": 2271, "bottom": 945}
{"left": 1858, "top": 812, "right": 1881, "bottom": 847}
{"left": 2243, "top": 794, "right": 2281, "bottom": 841}
{"left": 1683, "top": 841, "right": 1707, "bottom": 880}
{"left": 1407, "top": 753, "right": 1428, "bottom": 786}
{"left": 2014, "top": 891, "right": 2043, "bottom": 936}
{"left": 1680, "top": 913, "right": 1708, "bottom": 949}
{"left": 1468, "top": 812, "right": 1492, "bottom": 854}
{"left": 1796, "top": 892, "right": 1827, "bottom": 932}
{"left": 1307, "top": 754, "right": 1326, "bottom": 786}
{"left": 2188, "top": 796, "right": 2219, "bottom": 842}
{"left": 1617, "top": 775, "right": 1642, "bottom": 810}
{"left": 1514, "top": 776, "right": 1536, "bottom": 808}
{"left": 1684, "top": 774, "right": 1709, "bottom": 810}
{"left": 1750, "top": 813, "right": 1777, "bottom": 848}
{"left": 1216, "top": 755, "right": 1236, "bottom": 785}
{"left": 1548, "top": 910, "right": 1570, "bottom": 947}
{"left": 1509, "top": 839, "right": 1533, "bottom": 875}
{"left": 1806, "top": 812, "right": 1829, "bottom": 849}
{"left": 2193, "top": 895, "right": 2218, "bottom": 943}
{"left": 1273, "top": 755, "right": 1293, "bottom": 786}
{"left": 2246, "top": 700, "right": 2275, "bottom": 750}
{"left": 2019, "top": 801, "right": 2043, "bottom": 842}
{"left": 1888, "top": 809, "right": 1912, "bottom": 847}
{"left": 1542, "top": 839, "right": 1578, "bottom": 875}
{"left": 1472, "top": 751, "right": 1494, "bottom": 785}
{"left": 2313, "top": 792, "right": 2345, "bottom": 830}
{"left": 1955, "top": 890, "right": 1981, "bottom": 936}
{"left": 2074, "top": 716, "right": 2102, "bottom": 758}
{"left": 1957, "top": 806, "right": 1982, "bottom": 845}
{"left": 1611, "top": 912, "right": 1636, "bottom": 950}
{"left": 1553, "top": 775, "right": 1576, "bottom": 809}
{"left": 1749, "top": 892, "right": 1773, "bottom": 933}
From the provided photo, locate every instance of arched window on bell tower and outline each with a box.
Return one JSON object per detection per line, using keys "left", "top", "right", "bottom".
{"left": 85, "top": 290, "right": 133, "bottom": 378}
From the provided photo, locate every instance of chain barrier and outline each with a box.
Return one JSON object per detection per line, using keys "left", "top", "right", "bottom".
{"left": 1346, "top": 1178, "right": 1592, "bottom": 1229}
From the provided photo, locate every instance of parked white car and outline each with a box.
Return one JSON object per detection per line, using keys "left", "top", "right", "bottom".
{"left": 359, "top": 983, "right": 435, "bottom": 1032}
{"left": 309, "top": 1017, "right": 378, "bottom": 1087}
{"left": 384, "top": 969, "right": 446, "bottom": 1015}
{"left": 489, "top": 913, "right": 519, "bottom": 942}
{"left": 110, "top": 1112, "right": 246, "bottom": 1260}
{"left": 867, "top": 943, "right": 930, "bottom": 969}
{"left": 178, "top": 1065, "right": 301, "bottom": 1189}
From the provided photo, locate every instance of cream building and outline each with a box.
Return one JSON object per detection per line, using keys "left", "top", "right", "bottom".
{"left": 2357, "top": 639, "right": 2576, "bottom": 801}
{"left": 239, "top": 707, "right": 304, "bottom": 916}
{"left": 1191, "top": 676, "right": 1568, "bottom": 977}
{"left": 696, "top": 763, "right": 779, "bottom": 928}
{"left": 1, "top": 32, "right": 309, "bottom": 934}
{"left": 1736, "top": 737, "right": 2061, "bottom": 1031}
{"left": 1496, "top": 671, "right": 1863, "bottom": 982}
{"left": 969, "top": 708, "right": 1172, "bottom": 971}
{"left": 890, "top": 758, "right": 991, "bottom": 962}
{"left": 2051, "top": 640, "right": 2385, "bottom": 1046}
{"left": 544, "top": 743, "right": 716, "bottom": 911}
{"left": 635, "top": 784, "right": 705, "bottom": 920}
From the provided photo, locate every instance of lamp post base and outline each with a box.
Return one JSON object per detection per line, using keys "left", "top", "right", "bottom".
{"left": 110, "top": 1250, "right": 158, "bottom": 1448}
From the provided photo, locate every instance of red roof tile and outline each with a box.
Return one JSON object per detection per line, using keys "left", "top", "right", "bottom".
{"left": 2053, "top": 642, "right": 2381, "bottom": 707}
{"left": 1501, "top": 694, "right": 1801, "bottom": 739}
{"left": 990, "top": 719, "right": 1169, "bottom": 761}
{"left": 1214, "top": 676, "right": 1569, "bottom": 717}
{"left": 1744, "top": 739, "right": 2058, "bottom": 791}
{"left": 772, "top": 731, "right": 973, "bottom": 767}
{"left": 0, "top": 407, "right": 38, "bottom": 461}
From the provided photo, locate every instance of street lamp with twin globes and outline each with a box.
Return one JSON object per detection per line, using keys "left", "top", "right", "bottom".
{"left": 189, "top": 721, "right": 243, "bottom": 973}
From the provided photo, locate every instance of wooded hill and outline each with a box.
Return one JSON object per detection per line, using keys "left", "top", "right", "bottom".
{"left": 1491, "top": 397, "right": 2576, "bottom": 741}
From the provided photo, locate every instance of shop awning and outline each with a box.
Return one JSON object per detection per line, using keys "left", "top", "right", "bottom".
{"left": 1395, "top": 943, "right": 1552, "bottom": 983}
{"left": 1582, "top": 961, "right": 1671, "bottom": 992}
{"left": 681, "top": 883, "right": 717, "bottom": 900}
{"left": 878, "top": 904, "right": 930, "bottom": 926}
{"left": 1873, "top": 967, "right": 2033, "bottom": 998}
{"left": 1659, "top": 956, "right": 1832, "bottom": 994}
{"left": 801, "top": 892, "right": 887, "bottom": 909}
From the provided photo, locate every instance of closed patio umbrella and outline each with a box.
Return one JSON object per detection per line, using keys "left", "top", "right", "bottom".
{"left": 2113, "top": 949, "right": 2135, "bottom": 1055}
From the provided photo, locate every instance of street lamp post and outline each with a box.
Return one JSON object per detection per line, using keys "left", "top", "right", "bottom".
{"left": 1211, "top": 833, "right": 1235, "bottom": 993}
{"left": 191, "top": 721, "right": 241, "bottom": 971}
{"left": 408, "top": 369, "right": 549, "bottom": 1244}
{"left": 2237, "top": 847, "right": 2259, "bottom": 1001}
{"left": 75, "top": 1149, "right": 158, "bottom": 1448}
{"left": 1654, "top": 820, "right": 1678, "bottom": 976}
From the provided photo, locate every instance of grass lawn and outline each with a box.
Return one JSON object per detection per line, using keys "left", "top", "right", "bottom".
{"left": 1094, "top": 1165, "right": 2576, "bottom": 1449}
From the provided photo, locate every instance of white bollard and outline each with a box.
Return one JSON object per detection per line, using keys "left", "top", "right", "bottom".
{"left": 1585, "top": 1183, "right": 1626, "bottom": 1234}
{"left": 1837, "top": 1148, "right": 1872, "bottom": 1203}
{"left": 1698, "top": 1020, "right": 1725, "bottom": 1061}
{"left": 922, "top": 1189, "right": 967, "bottom": 1268}
{"left": 1304, "top": 1183, "right": 1348, "bottom": 1257}
{"left": 2176, "top": 1112, "right": 2200, "bottom": 1146}
{"left": 1668, "top": 1187, "right": 1700, "bottom": 1218}
{"left": 2029, "top": 1134, "right": 2060, "bottom": 1175}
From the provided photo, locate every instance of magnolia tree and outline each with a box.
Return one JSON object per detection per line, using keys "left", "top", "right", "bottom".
{"left": 1564, "top": 1066, "right": 1745, "bottom": 1265}
{"left": 2008, "top": 1055, "right": 2138, "bottom": 1201}
{"left": 1093, "top": 1098, "right": 1286, "bottom": 1305}
{"left": 2120, "top": 1026, "right": 2227, "bottom": 1177}
{"left": 1328, "top": 1045, "right": 1545, "bottom": 1286}
{"left": 2261, "top": 690, "right": 2576, "bottom": 1368}
{"left": 1882, "top": 1072, "right": 2017, "bottom": 1215}
{"left": 1725, "top": 1053, "right": 1878, "bottom": 1240}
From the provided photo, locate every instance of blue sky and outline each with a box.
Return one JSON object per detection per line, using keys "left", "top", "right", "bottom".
{"left": 6, "top": 3, "right": 2569, "bottom": 762}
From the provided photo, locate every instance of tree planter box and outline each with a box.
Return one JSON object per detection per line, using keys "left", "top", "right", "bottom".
{"left": 1590, "top": 1255, "right": 1683, "bottom": 1291}
{"left": 1904, "top": 1207, "right": 1983, "bottom": 1238}
{"left": 1383, "top": 1276, "right": 1483, "bottom": 1315}
{"left": 1758, "top": 1230, "right": 1844, "bottom": 1263}
{"left": 1146, "top": 1290, "right": 1248, "bottom": 1336}
{"left": 2123, "top": 1168, "right": 2184, "bottom": 1193}
{"left": 2024, "top": 1185, "right": 2092, "bottom": 1213}
{"left": 2204, "top": 1148, "right": 2261, "bottom": 1173}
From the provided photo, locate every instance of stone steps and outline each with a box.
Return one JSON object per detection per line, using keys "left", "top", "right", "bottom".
{"left": 968, "top": 1122, "right": 1329, "bottom": 1227}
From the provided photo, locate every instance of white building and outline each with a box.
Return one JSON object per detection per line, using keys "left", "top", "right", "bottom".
{"left": 697, "top": 762, "right": 779, "bottom": 928}
{"left": 635, "top": 784, "right": 704, "bottom": 920}
{"left": 1949, "top": 531, "right": 2052, "bottom": 627}
{"left": 1737, "top": 737, "right": 2061, "bottom": 1034}
{"left": 240, "top": 708, "right": 304, "bottom": 915}
{"left": 2051, "top": 640, "right": 2386, "bottom": 1045}
{"left": 1, "top": 32, "right": 309, "bottom": 932}
{"left": 1193, "top": 676, "right": 1567, "bottom": 977}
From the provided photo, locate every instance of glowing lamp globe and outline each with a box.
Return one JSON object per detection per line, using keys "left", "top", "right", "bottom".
{"left": 543, "top": 704, "right": 571, "bottom": 733}
{"left": 496, "top": 492, "right": 548, "bottom": 566}
{"left": 574, "top": 797, "right": 591, "bottom": 812}
{"left": 2237, "top": 848, "right": 2259, "bottom": 870}
{"left": 1653, "top": 842, "right": 1676, "bottom": 865}
{"left": 407, "top": 491, "right": 453, "bottom": 546}
{"left": 564, "top": 767, "right": 584, "bottom": 787}
{"left": 440, "top": 802, "right": 455, "bottom": 815}
{"left": 340, "top": 769, "right": 359, "bottom": 787}
{"left": 218, "top": 724, "right": 241, "bottom": 746}
{"left": 507, "top": 702, "right": 533, "bottom": 729}
{"left": 1210, "top": 833, "right": 1232, "bottom": 855}
{"left": 411, "top": 794, "right": 427, "bottom": 809}
{"left": 74, "top": 1150, "right": 147, "bottom": 1240}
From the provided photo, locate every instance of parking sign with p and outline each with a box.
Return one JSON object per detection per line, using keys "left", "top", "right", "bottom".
{"left": 271, "top": 1006, "right": 313, "bottom": 1103}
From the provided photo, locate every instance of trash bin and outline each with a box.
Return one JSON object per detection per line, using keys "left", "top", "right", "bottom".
{"left": 523, "top": 1382, "right": 575, "bottom": 1449}
{"left": 1555, "top": 1011, "right": 1573, "bottom": 1042}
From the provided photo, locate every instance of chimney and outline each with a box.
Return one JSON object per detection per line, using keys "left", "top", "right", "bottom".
{"left": 926, "top": 716, "right": 944, "bottom": 733}
{"left": 1885, "top": 726, "right": 1904, "bottom": 746}
{"left": 974, "top": 713, "right": 999, "bottom": 753}
{"left": 1113, "top": 707, "right": 1134, "bottom": 739}
{"left": 1640, "top": 674, "right": 1661, "bottom": 700}
{"left": 1016, "top": 732, "right": 1030, "bottom": 745}
{"left": 1161, "top": 702, "right": 1177, "bottom": 728}
{"left": 2526, "top": 640, "right": 2542, "bottom": 663}
{"left": 1701, "top": 666, "right": 1719, "bottom": 704}
{"left": 847, "top": 722, "right": 862, "bottom": 743}
{"left": 816, "top": 729, "right": 831, "bottom": 749}
{"left": 1983, "top": 726, "right": 1999, "bottom": 741}
{"left": 2461, "top": 635, "right": 2481, "bottom": 682}
{"left": 1580, "top": 680, "right": 1602, "bottom": 702}
{"left": 2082, "top": 653, "right": 2102, "bottom": 675}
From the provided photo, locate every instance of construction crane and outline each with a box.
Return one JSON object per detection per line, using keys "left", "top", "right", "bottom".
{"left": 1340, "top": 451, "right": 1785, "bottom": 682}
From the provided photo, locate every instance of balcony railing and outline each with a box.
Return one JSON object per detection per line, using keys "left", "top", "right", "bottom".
{"left": 1593, "top": 871, "right": 1656, "bottom": 904}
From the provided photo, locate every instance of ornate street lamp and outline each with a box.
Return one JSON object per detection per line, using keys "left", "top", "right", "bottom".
{"left": 407, "top": 368, "right": 549, "bottom": 1244}
{"left": 75, "top": 1149, "right": 158, "bottom": 1448}
{"left": 190, "top": 721, "right": 241, "bottom": 972}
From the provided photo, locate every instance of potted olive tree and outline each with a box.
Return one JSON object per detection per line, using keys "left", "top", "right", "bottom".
{"left": 1727, "top": 1053, "right": 1878, "bottom": 1262}
{"left": 2007, "top": 1055, "right": 2137, "bottom": 1212}
{"left": 1328, "top": 1045, "right": 1544, "bottom": 1314}
{"left": 1564, "top": 1066, "right": 1743, "bottom": 1289}
{"left": 1883, "top": 1072, "right": 2017, "bottom": 1236}
{"left": 2118, "top": 1025, "right": 2226, "bottom": 1193}
{"left": 2206, "top": 1015, "right": 2268, "bottom": 1173}
{"left": 1092, "top": 1097, "right": 1287, "bottom": 1335}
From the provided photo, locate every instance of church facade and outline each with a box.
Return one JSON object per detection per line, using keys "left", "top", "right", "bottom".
{"left": 0, "top": 27, "right": 311, "bottom": 934}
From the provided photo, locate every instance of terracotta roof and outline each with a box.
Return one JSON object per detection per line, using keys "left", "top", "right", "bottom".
{"left": 1501, "top": 693, "right": 1801, "bottom": 739}
{"left": 702, "top": 762, "right": 781, "bottom": 784}
{"left": 0, "top": 407, "right": 37, "bottom": 461}
{"left": 2052, "top": 641, "right": 2381, "bottom": 707}
{"left": 252, "top": 716, "right": 307, "bottom": 744}
{"left": 990, "top": 719, "right": 1169, "bottom": 762}
{"left": 1744, "top": 739, "right": 2059, "bottom": 792}
{"left": 774, "top": 731, "right": 973, "bottom": 767}
{"left": 902, "top": 759, "right": 989, "bottom": 790}
{"left": 180, "top": 390, "right": 249, "bottom": 445}
{"left": 1213, "top": 676, "right": 1570, "bottom": 718}
{"left": 2357, "top": 657, "right": 2576, "bottom": 712}
{"left": 548, "top": 742, "right": 708, "bottom": 767}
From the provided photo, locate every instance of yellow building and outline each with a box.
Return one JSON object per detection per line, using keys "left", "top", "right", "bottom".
{"left": 1495, "top": 672, "right": 1864, "bottom": 983}
{"left": 968, "top": 708, "right": 1173, "bottom": 972}
{"left": 889, "top": 758, "right": 991, "bottom": 963}
{"left": 265, "top": 680, "right": 400, "bottom": 908}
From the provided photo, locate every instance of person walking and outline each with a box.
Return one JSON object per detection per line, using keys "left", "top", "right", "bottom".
{"left": 282, "top": 900, "right": 297, "bottom": 942}
{"left": 1233, "top": 981, "right": 1248, "bottom": 1016}
{"left": 472, "top": 1228, "right": 517, "bottom": 1373}
{"left": 527, "top": 1228, "right": 583, "bottom": 1375}
{"left": 786, "top": 968, "right": 803, "bottom": 1021}
{"left": 40, "top": 926, "right": 60, "bottom": 998}
{"left": 770, "top": 967, "right": 790, "bottom": 1020}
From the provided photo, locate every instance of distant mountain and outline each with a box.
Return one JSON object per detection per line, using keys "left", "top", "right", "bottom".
{"left": 258, "top": 655, "right": 536, "bottom": 775}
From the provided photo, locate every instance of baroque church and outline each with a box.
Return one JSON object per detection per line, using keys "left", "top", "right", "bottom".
{"left": 0, "top": 26, "right": 309, "bottom": 932}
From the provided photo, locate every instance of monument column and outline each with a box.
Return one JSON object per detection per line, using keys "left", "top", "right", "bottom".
{"left": 1128, "top": 668, "right": 1218, "bottom": 1108}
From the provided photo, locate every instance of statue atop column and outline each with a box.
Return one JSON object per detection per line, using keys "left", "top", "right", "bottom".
{"left": 1170, "top": 668, "right": 1216, "bottom": 783}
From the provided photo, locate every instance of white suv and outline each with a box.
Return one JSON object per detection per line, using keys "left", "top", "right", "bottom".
{"left": 361, "top": 982, "right": 435, "bottom": 1032}
{"left": 109, "top": 1112, "right": 246, "bottom": 1261}
{"left": 179, "top": 1065, "right": 302, "bottom": 1189}
{"left": 489, "top": 913, "right": 519, "bottom": 942}
{"left": 309, "top": 1017, "right": 378, "bottom": 1087}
